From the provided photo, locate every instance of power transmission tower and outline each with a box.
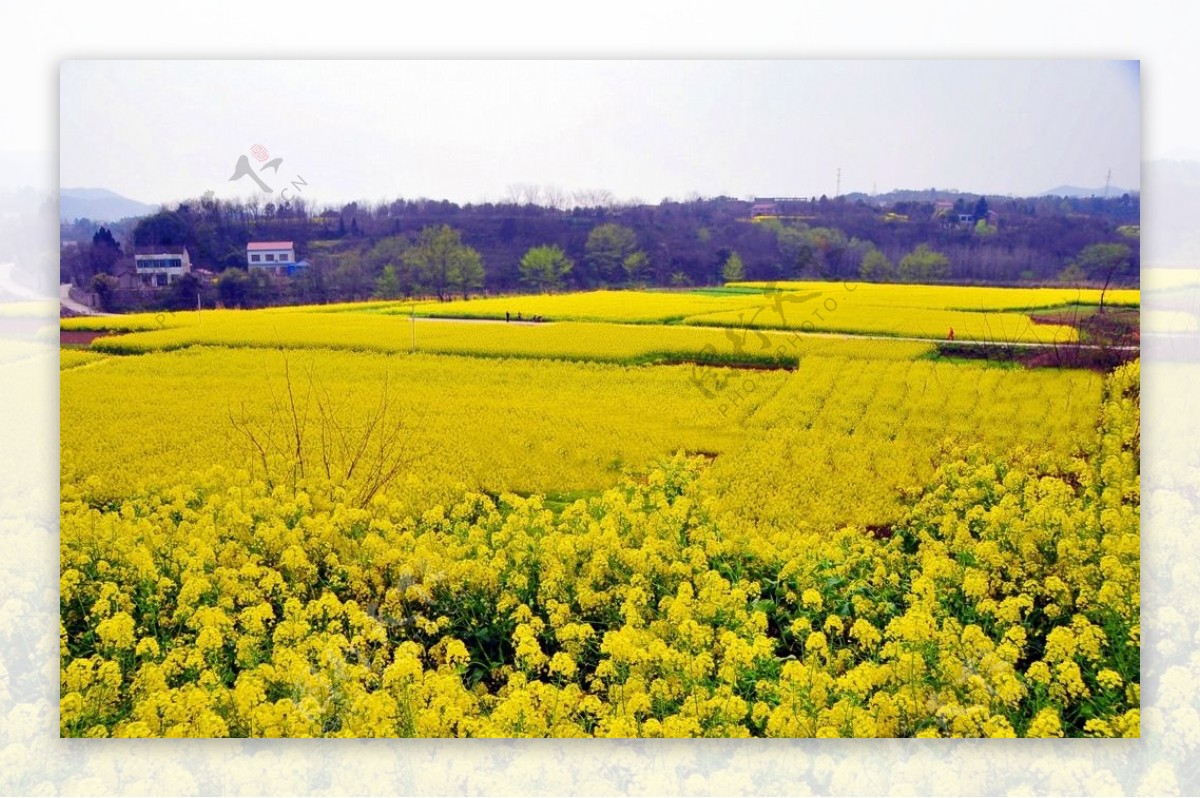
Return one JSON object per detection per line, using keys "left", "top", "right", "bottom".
{"left": 1104, "top": 168, "right": 1112, "bottom": 198}
{"left": 836, "top": 167, "right": 841, "bottom": 197}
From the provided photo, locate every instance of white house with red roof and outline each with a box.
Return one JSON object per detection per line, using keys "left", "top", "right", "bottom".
{"left": 246, "top": 241, "right": 295, "bottom": 275}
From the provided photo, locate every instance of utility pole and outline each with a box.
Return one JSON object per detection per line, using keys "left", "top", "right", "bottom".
{"left": 836, "top": 167, "right": 841, "bottom": 198}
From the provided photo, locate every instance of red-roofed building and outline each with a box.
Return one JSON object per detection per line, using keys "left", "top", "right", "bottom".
{"left": 246, "top": 241, "right": 295, "bottom": 275}
{"left": 750, "top": 201, "right": 778, "bottom": 219}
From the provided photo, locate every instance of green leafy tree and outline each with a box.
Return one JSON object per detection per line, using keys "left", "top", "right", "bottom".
{"left": 519, "top": 245, "right": 574, "bottom": 292}
{"left": 403, "top": 225, "right": 485, "bottom": 301}
{"left": 623, "top": 250, "right": 651, "bottom": 284}
{"left": 584, "top": 223, "right": 640, "bottom": 284}
{"left": 90, "top": 273, "right": 119, "bottom": 311}
{"left": 247, "top": 269, "right": 273, "bottom": 306}
{"left": 756, "top": 217, "right": 785, "bottom": 235}
{"left": 773, "top": 224, "right": 848, "bottom": 277}
{"left": 776, "top": 226, "right": 811, "bottom": 278}
{"left": 333, "top": 252, "right": 370, "bottom": 301}
{"left": 898, "top": 244, "right": 951, "bottom": 283}
{"left": 213, "top": 266, "right": 273, "bottom": 308}
{"left": 1057, "top": 262, "right": 1087, "bottom": 285}
{"left": 974, "top": 219, "right": 997, "bottom": 236}
{"left": 722, "top": 251, "right": 745, "bottom": 282}
{"left": 801, "top": 227, "right": 849, "bottom": 277}
{"left": 294, "top": 260, "right": 331, "bottom": 304}
{"left": 1073, "top": 243, "right": 1133, "bottom": 311}
{"left": 1074, "top": 243, "right": 1133, "bottom": 280}
{"left": 858, "top": 248, "right": 895, "bottom": 282}
{"left": 374, "top": 264, "right": 402, "bottom": 299}
{"left": 167, "top": 272, "right": 204, "bottom": 311}
{"left": 216, "top": 267, "right": 252, "bottom": 308}
{"left": 88, "top": 227, "right": 122, "bottom": 278}
{"left": 367, "top": 236, "right": 411, "bottom": 295}
{"left": 132, "top": 211, "right": 189, "bottom": 248}
{"left": 452, "top": 247, "right": 485, "bottom": 299}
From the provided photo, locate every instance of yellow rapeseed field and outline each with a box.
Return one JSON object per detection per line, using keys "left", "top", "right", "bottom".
{"left": 684, "top": 304, "right": 1074, "bottom": 343}
{"left": 405, "top": 290, "right": 783, "bottom": 323}
{"left": 57, "top": 281, "right": 1139, "bottom": 738}
{"left": 60, "top": 280, "right": 1138, "bottom": 343}
{"left": 399, "top": 284, "right": 1111, "bottom": 343}
{"left": 59, "top": 356, "right": 1140, "bottom": 737}
{"left": 60, "top": 348, "right": 109, "bottom": 370}
{"left": 703, "top": 355, "right": 1103, "bottom": 534}
{"left": 61, "top": 347, "right": 786, "bottom": 504}
{"left": 84, "top": 312, "right": 934, "bottom": 365}
{"left": 730, "top": 281, "right": 1140, "bottom": 310}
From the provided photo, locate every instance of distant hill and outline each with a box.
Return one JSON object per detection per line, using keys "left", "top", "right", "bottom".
{"left": 1039, "top": 185, "right": 1137, "bottom": 199}
{"left": 60, "top": 188, "right": 157, "bottom": 223}
{"left": 839, "top": 185, "right": 1140, "bottom": 204}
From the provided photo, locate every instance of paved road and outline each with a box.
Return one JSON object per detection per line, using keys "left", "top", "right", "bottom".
{"left": 59, "top": 283, "right": 115, "bottom": 316}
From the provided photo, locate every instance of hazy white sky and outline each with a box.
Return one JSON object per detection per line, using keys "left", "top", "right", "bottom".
{"left": 59, "top": 60, "right": 1141, "bottom": 206}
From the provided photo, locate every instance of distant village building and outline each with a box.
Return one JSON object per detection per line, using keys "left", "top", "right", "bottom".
{"left": 748, "top": 197, "right": 814, "bottom": 222}
{"left": 750, "top": 201, "right": 779, "bottom": 219}
{"left": 134, "top": 246, "right": 191, "bottom": 288}
{"left": 247, "top": 241, "right": 296, "bottom": 276}
{"left": 930, "top": 201, "right": 999, "bottom": 230}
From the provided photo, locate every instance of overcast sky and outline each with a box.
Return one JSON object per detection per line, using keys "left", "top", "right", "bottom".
{"left": 59, "top": 60, "right": 1141, "bottom": 207}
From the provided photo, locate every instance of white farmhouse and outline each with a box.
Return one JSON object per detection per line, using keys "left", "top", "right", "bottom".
{"left": 134, "top": 246, "right": 191, "bottom": 288}
{"left": 247, "top": 241, "right": 296, "bottom": 276}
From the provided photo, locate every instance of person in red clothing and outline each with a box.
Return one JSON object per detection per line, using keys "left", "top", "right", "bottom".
{"left": 948, "top": 327, "right": 955, "bottom": 341}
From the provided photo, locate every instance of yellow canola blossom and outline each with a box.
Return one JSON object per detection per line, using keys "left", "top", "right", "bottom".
{"left": 684, "top": 304, "right": 1076, "bottom": 343}
{"left": 59, "top": 348, "right": 109, "bottom": 370}
{"left": 82, "top": 312, "right": 933, "bottom": 366}
{"left": 61, "top": 347, "right": 787, "bottom": 504}
{"left": 729, "top": 281, "right": 1140, "bottom": 311}
{"left": 59, "top": 358, "right": 1139, "bottom": 737}
{"left": 702, "top": 355, "right": 1102, "bottom": 534}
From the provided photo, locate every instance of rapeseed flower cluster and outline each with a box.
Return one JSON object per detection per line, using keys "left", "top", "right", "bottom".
{"left": 79, "top": 310, "right": 932, "bottom": 366}
{"left": 60, "top": 360, "right": 1138, "bottom": 737}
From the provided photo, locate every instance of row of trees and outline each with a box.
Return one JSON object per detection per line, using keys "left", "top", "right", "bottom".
{"left": 61, "top": 191, "right": 1140, "bottom": 310}
{"left": 367, "top": 224, "right": 639, "bottom": 300}
{"left": 372, "top": 225, "right": 642, "bottom": 300}
{"left": 72, "top": 228, "right": 1139, "bottom": 315}
{"left": 718, "top": 239, "right": 1133, "bottom": 290}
